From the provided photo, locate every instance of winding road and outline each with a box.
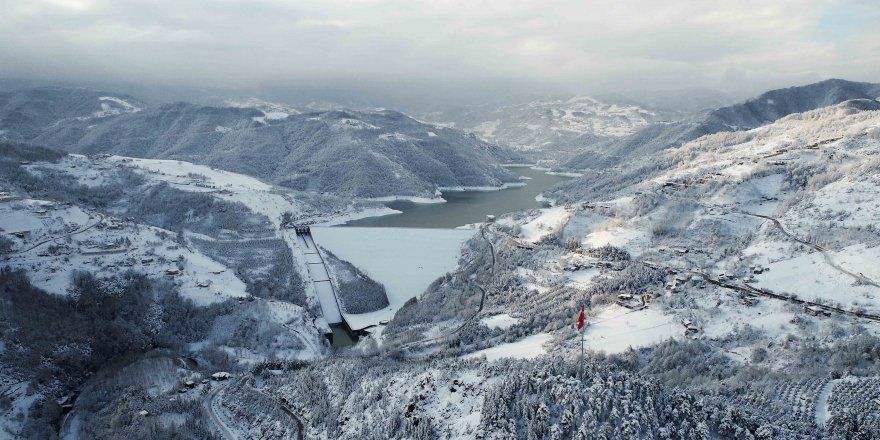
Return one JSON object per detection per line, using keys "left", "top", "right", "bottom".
{"left": 204, "top": 380, "right": 238, "bottom": 440}
{"left": 735, "top": 209, "right": 879, "bottom": 288}
{"left": 11, "top": 212, "right": 105, "bottom": 255}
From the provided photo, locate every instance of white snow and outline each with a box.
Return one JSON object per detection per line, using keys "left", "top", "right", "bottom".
{"left": 112, "top": 157, "right": 272, "bottom": 192}
{"left": 566, "top": 268, "right": 600, "bottom": 285}
{"left": 310, "top": 227, "right": 475, "bottom": 329}
{"left": 317, "top": 206, "right": 403, "bottom": 226}
{"left": 753, "top": 244, "right": 880, "bottom": 313}
{"left": 369, "top": 194, "right": 446, "bottom": 204}
{"left": 438, "top": 181, "right": 527, "bottom": 192}
{"left": 519, "top": 206, "right": 572, "bottom": 243}
{"left": 480, "top": 313, "right": 521, "bottom": 330}
{"left": 0, "top": 199, "right": 248, "bottom": 306}
{"left": 299, "top": 234, "right": 342, "bottom": 324}
{"left": 463, "top": 333, "right": 553, "bottom": 361}
{"left": 98, "top": 96, "right": 140, "bottom": 112}
{"left": 583, "top": 224, "right": 647, "bottom": 252}
{"left": 815, "top": 379, "right": 836, "bottom": 427}
{"left": 582, "top": 305, "right": 679, "bottom": 354}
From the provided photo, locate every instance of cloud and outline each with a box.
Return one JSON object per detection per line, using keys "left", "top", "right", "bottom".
{"left": 0, "top": 0, "right": 877, "bottom": 96}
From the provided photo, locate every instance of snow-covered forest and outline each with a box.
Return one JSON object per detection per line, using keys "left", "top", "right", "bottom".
{"left": 2, "top": 76, "right": 880, "bottom": 439}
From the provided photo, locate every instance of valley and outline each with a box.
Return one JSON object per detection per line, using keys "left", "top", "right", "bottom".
{"left": 2, "top": 81, "right": 880, "bottom": 439}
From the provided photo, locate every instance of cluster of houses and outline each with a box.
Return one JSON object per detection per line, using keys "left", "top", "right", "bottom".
{"left": 665, "top": 272, "right": 703, "bottom": 294}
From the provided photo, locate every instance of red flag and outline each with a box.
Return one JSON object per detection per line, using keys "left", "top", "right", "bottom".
{"left": 576, "top": 305, "right": 585, "bottom": 332}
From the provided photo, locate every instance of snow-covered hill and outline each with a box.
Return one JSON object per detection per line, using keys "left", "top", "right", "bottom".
{"left": 0, "top": 87, "right": 142, "bottom": 141}
{"left": 0, "top": 87, "right": 526, "bottom": 199}
{"left": 420, "top": 95, "right": 672, "bottom": 159}
{"left": 356, "top": 98, "right": 880, "bottom": 438}
{"left": 565, "top": 79, "right": 880, "bottom": 170}
{"left": 5, "top": 84, "right": 880, "bottom": 439}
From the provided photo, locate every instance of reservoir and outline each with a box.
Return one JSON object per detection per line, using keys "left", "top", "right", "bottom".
{"left": 343, "top": 167, "right": 573, "bottom": 228}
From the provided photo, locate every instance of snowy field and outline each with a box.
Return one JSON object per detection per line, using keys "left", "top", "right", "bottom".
{"left": 480, "top": 313, "right": 521, "bottom": 330}
{"left": 582, "top": 305, "right": 679, "bottom": 354}
{"left": 110, "top": 156, "right": 272, "bottom": 192}
{"left": 752, "top": 244, "right": 880, "bottom": 312}
{"left": 0, "top": 199, "right": 248, "bottom": 305}
{"left": 311, "top": 227, "right": 475, "bottom": 329}
{"left": 463, "top": 333, "right": 553, "bottom": 361}
{"left": 519, "top": 206, "right": 572, "bottom": 243}
{"left": 583, "top": 224, "right": 648, "bottom": 253}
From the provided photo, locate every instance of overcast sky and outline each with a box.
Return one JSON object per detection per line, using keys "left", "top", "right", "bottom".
{"left": 1, "top": 0, "right": 878, "bottom": 103}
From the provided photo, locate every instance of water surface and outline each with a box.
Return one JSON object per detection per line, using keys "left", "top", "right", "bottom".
{"left": 344, "top": 167, "right": 572, "bottom": 228}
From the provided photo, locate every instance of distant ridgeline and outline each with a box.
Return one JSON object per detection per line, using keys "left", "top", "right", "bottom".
{"left": 564, "top": 79, "right": 880, "bottom": 170}
{"left": 0, "top": 87, "right": 526, "bottom": 199}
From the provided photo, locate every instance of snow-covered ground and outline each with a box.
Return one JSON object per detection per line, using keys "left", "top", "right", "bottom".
{"left": 480, "top": 313, "right": 521, "bottom": 330}
{"left": 111, "top": 156, "right": 272, "bottom": 192}
{"left": 519, "top": 206, "right": 572, "bottom": 243}
{"left": 463, "top": 333, "right": 553, "bottom": 361}
{"left": 311, "top": 227, "right": 475, "bottom": 330}
{"left": 752, "top": 244, "right": 880, "bottom": 313}
{"left": 0, "top": 199, "right": 249, "bottom": 305}
{"left": 583, "top": 224, "right": 648, "bottom": 253}
{"left": 582, "top": 305, "right": 679, "bottom": 354}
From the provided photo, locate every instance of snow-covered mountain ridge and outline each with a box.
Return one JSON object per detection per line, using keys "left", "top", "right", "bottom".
{"left": 419, "top": 95, "right": 673, "bottom": 159}
{"left": 0, "top": 87, "right": 525, "bottom": 199}
{"left": 564, "top": 79, "right": 880, "bottom": 170}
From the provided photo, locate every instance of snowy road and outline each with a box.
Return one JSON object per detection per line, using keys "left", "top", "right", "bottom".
{"left": 815, "top": 379, "right": 836, "bottom": 428}
{"left": 204, "top": 381, "right": 238, "bottom": 440}
{"left": 736, "top": 210, "right": 880, "bottom": 288}
{"left": 11, "top": 213, "right": 105, "bottom": 254}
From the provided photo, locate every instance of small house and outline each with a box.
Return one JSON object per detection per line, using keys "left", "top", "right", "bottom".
{"left": 211, "top": 372, "right": 231, "bottom": 381}
{"left": 486, "top": 215, "right": 496, "bottom": 223}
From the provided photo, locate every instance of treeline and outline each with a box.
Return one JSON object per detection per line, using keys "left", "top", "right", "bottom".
{"left": 0, "top": 140, "right": 65, "bottom": 162}
{"left": 265, "top": 356, "right": 769, "bottom": 440}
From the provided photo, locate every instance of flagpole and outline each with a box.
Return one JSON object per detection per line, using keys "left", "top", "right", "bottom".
{"left": 580, "top": 323, "right": 584, "bottom": 378}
